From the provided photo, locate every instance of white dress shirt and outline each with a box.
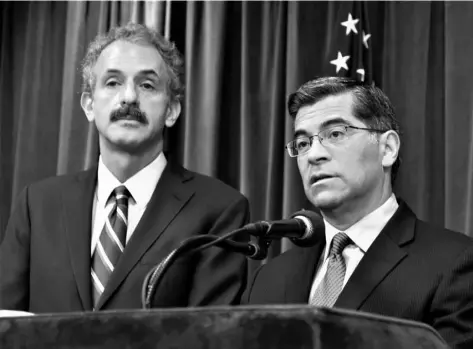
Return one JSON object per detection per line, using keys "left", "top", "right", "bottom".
{"left": 90, "top": 152, "right": 167, "bottom": 256}
{"left": 309, "top": 194, "right": 399, "bottom": 302}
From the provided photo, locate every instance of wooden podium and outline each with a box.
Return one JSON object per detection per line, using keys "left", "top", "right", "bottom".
{"left": 0, "top": 305, "right": 449, "bottom": 348}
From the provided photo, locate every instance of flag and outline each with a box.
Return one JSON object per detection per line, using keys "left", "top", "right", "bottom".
{"left": 325, "top": 2, "right": 373, "bottom": 84}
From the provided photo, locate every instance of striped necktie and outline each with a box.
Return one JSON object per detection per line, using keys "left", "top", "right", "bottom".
{"left": 91, "top": 185, "right": 130, "bottom": 307}
{"left": 310, "top": 232, "right": 352, "bottom": 307}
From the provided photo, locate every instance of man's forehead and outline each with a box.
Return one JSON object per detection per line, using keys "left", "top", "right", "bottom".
{"left": 93, "top": 40, "right": 166, "bottom": 76}
{"left": 294, "top": 93, "right": 355, "bottom": 129}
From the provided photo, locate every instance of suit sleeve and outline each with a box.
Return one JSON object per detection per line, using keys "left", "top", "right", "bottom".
{"left": 430, "top": 244, "right": 473, "bottom": 349}
{"left": 239, "top": 262, "right": 265, "bottom": 305}
{"left": 0, "top": 187, "right": 31, "bottom": 310}
{"left": 188, "top": 195, "right": 250, "bottom": 306}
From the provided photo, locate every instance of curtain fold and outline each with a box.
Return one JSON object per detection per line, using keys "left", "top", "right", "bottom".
{"left": 444, "top": 3, "right": 473, "bottom": 233}
{"left": 57, "top": 1, "right": 96, "bottom": 175}
{"left": 382, "top": 2, "right": 440, "bottom": 222}
{"left": 2, "top": 0, "right": 473, "bottom": 254}
{"left": 0, "top": 2, "right": 14, "bottom": 234}
{"left": 183, "top": 1, "right": 227, "bottom": 176}
{"left": 0, "top": 2, "right": 68, "bottom": 234}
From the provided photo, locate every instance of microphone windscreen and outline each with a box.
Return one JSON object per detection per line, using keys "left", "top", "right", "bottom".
{"left": 289, "top": 210, "right": 325, "bottom": 247}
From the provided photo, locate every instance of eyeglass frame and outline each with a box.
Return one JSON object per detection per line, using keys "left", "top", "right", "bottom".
{"left": 285, "top": 124, "right": 388, "bottom": 157}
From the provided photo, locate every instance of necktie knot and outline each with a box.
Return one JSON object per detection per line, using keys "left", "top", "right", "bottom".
{"left": 329, "top": 232, "right": 352, "bottom": 257}
{"left": 111, "top": 185, "right": 131, "bottom": 211}
{"left": 112, "top": 185, "right": 130, "bottom": 207}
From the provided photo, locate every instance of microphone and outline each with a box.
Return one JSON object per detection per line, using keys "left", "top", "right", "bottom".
{"left": 243, "top": 210, "right": 325, "bottom": 247}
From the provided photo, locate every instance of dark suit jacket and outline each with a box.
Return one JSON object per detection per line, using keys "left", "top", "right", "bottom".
{"left": 0, "top": 161, "right": 250, "bottom": 312}
{"left": 244, "top": 201, "right": 473, "bottom": 349}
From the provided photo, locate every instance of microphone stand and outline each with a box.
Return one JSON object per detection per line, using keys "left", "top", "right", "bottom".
{"left": 141, "top": 228, "right": 272, "bottom": 309}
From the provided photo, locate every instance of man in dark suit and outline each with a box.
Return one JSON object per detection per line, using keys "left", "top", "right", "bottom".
{"left": 0, "top": 23, "right": 249, "bottom": 312}
{"left": 244, "top": 77, "right": 473, "bottom": 348}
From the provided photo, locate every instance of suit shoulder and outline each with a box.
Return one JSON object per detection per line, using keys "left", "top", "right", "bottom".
{"left": 183, "top": 168, "right": 246, "bottom": 202}
{"left": 415, "top": 219, "right": 473, "bottom": 253}
{"left": 19, "top": 169, "right": 95, "bottom": 197}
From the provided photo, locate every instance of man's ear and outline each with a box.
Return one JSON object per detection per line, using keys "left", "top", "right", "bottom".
{"left": 165, "top": 100, "right": 181, "bottom": 127}
{"left": 80, "top": 92, "right": 95, "bottom": 122}
{"left": 380, "top": 130, "right": 401, "bottom": 168}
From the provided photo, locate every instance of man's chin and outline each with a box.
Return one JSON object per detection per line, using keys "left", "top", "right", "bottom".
{"left": 308, "top": 191, "right": 344, "bottom": 211}
{"left": 105, "top": 136, "right": 153, "bottom": 154}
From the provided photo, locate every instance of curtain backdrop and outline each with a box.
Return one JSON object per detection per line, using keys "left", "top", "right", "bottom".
{"left": 2, "top": 2, "right": 473, "bottom": 266}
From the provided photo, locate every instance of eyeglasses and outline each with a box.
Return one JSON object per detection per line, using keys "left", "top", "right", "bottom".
{"left": 285, "top": 125, "right": 386, "bottom": 157}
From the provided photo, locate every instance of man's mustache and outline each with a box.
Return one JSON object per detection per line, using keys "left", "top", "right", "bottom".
{"left": 110, "top": 104, "right": 148, "bottom": 124}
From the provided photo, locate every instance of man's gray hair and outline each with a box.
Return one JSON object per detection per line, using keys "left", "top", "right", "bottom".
{"left": 81, "top": 22, "right": 184, "bottom": 103}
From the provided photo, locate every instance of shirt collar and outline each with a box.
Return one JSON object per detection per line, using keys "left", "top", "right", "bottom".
{"left": 97, "top": 152, "right": 167, "bottom": 209}
{"left": 323, "top": 194, "right": 399, "bottom": 259}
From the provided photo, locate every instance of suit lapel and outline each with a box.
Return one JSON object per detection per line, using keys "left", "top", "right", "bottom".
{"left": 95, "top": 162, "right": 195, "bottom": 309}
{"left": 284, "top": 241, "right": 325, "bottom": 303}
{"left": 62, "top": 168, "right": 97, "bottom": 311}
{"left": 335, "top": 201, "right": 416, "bottom": 310}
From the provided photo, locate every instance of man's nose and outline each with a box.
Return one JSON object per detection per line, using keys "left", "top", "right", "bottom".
{"left": 120, "top": 82, "right": 138, "bottom": 105}
{"left": 306, "top": 137, "right": 331, "bottom": 163}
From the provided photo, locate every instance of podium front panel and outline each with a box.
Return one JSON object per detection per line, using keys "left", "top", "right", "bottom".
{"left": 0, "top": 305, "right": 449, "bottom": 349}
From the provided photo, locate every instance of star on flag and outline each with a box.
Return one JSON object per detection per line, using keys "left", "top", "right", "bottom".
{"left": 341, "top": 13, "right": 359, "bottom": 35}
{"left": 363, "top": 31, "right": 371, "bottom": 49}
{"left": 356, "top": 69, "right": 365, "bottom": 82}
{"left": 330, "top": 52, "right": 350, "bottom": 73}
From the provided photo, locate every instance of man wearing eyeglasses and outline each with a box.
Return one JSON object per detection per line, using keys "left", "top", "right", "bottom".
{"left": 243, "top": 77, "right": 473, "bottom": 349}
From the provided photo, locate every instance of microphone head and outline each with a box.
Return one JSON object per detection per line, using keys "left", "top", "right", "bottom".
{"left": 289, "top": 210, "right": 325, "bottom": 247}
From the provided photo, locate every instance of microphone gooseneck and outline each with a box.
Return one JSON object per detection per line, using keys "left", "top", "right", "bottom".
{"left": 141, "top": 210, "right": 324, "bottom": 309}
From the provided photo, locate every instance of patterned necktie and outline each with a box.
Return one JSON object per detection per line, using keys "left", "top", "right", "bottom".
{"left": 91, "top": 185, "right": 130, "bottom": 306}
{"left": 310, "top": 232, "right": 352, "bottom": 307}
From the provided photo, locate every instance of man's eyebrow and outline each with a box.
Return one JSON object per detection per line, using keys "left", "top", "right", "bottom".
{"left": 319, "top": 117, "right": 352, "bottom": 129}
{"left": 102, "top": 69, "right": 161, "bottom": 79}
{"left": 293, "top": 116, "right": 353, "bottom": 138}
{"left": 136, "top": 70, "right": 160, "bottom": 79}
{"left": 103, "top": 69, "right": 123, "bottom": 76}
{"left": 294, "top": 129, "right": 310, "bottom": 138}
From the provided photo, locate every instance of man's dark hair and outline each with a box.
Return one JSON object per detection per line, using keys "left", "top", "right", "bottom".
{"left": 287, "top": 76, "right": 401, "bottom": 185}
{"left": 81, "top": 22, "right": 184, "bottom": 103}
